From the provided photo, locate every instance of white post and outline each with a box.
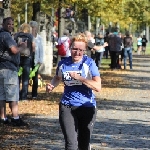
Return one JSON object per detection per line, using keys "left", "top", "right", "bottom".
{"left": 102, "top": 24, "right": 105, "bottom": 35}
{"left": 39, "top": 15, "right": 53, "bottom": 75}
{"left": 17, "top": 14, "right": 20, "bottom": 29}
{"left": 88, "top": 16, "right": 91, "bottom": 31}
{"left": 96, "top": 18, "right": 100, "bottom": 35}
{"left": 25, "top": 3, "right": 27, "bottom": 23}
{"left": 146, "top": 25, "right": 149, "bottom": 42}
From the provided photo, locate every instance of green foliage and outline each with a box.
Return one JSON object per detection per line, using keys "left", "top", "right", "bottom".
{"left": 11, "top": 0, "right": 59, "bottom": 31}
{"left": 10, "top": 0, "right": 150, "bottom": 33}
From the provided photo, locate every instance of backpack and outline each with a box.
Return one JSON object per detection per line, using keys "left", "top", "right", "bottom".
{"left": 15, "top": 32, "right": 32, "bottom": 57}
{"left": 56, "top": 38, "right": 69, "bottom": 56}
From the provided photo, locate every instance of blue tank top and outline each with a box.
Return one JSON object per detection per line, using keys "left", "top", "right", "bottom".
{"left": 56, "top": 56, "right": 100, "bottom": 107}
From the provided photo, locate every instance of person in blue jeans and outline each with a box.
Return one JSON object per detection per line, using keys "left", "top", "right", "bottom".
{"left": 123, "top": 47, "right": 132, "bottom": 69}
{"left": 123, "top": 31, "right": 133, "bottom": 69}
{"left": 46, "top": 33, "right": 101, "bottom": 150}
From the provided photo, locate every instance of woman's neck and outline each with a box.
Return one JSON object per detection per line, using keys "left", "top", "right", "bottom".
{"left": 72, "top": 58, "right": 83, "bottom": 63}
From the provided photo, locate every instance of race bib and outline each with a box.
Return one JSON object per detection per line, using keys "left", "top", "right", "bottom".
{"left": 63, "top": 71, "right": 82, "bottom": 86}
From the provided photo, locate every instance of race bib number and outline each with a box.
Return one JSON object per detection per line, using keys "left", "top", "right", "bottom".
{"left": 63, "top": 71, "right": 82, "bottom": 86}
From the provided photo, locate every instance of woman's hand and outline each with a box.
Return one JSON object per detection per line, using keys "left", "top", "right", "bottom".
{"left": 69, "top": 72, "right": 82, "bottom": 80}
{"left": 70, "top": 72, "right": 101, "bottom": 92}
{"left": 46, "top": 83, "right": 54, "bottom": 93}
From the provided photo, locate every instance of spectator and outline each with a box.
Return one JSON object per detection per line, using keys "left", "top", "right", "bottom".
{"left": 0, "top": 17, "right": 27, "bottom": 126}
{"left": 120, "top": 33, "right": 125, "bottom": 63}
{"left": 109, "top": 32, "right": 122, "bottom": 70}
{"left": 84, "top": 31, "right": 107, "bottom": 59}
{"left": 29, "top": 21, "right": 44, "bottom": 99}
{"left": 95, "top": 34, "right": 105, "bottom": 68}
{"left": 104, "top": 32, "right": 110, "bottom": 59}
{"left": 141, "top": 35, "right": 148, "bottom": 55}
{"left": 137, "top": 35, "right": 142, "bottom": 55}
{"left": 57, "top": 29, "right": 71, "bottom": 60}
{"left": 65, "top": 5, "right": 75, "bottom": 22}
{"left": 91, "top": 33, "right": 96, "bottom": 60}
{"left": 123, "top": 31, "right": 133, "bottom": 70}
{"left": 46, "top": 33, "right": 101, "bottom": 150}
{"left": 14, "top": 23, "right": 35, "bottom": 101}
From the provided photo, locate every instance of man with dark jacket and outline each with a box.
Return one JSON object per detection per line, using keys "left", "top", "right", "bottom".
{"left": 0, "top": 17, "right": 28, "bottom": 126}
{"left": 109, "top": 32, "right": 122, "bottom": 70}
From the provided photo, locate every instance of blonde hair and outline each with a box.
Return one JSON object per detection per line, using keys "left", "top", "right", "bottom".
{"left": 19, "top": 23, "right": 31, "bottom": 33}
{"left": 70, "top": 33, "right": 88, "bottom": 48}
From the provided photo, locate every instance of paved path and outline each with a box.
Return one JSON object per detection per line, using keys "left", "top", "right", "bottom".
{"left": 92, "top": 54, "right": 150, "bottom": 150}
{"left": 1, "top": 55, "right": 150, "bottom": 150}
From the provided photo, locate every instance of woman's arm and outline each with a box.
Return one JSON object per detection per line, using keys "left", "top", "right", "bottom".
{"left": 93, "top": 42, "right": 108, "bottom": 51}
{"left": 46, "top": 75, "right": 62, "bottom": 92}
{"left": 69, "top": 72, "right": 101, "bottom": 92}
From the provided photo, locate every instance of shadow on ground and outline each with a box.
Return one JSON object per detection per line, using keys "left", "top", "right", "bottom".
{"left": 101, "top": 71, "right": 150, "bottom": 90}
{"left": 96, "top": 98, "right": 150, "bottom": 112}
{"left": 93, "top": 118, "right": 150, "bottom": 149}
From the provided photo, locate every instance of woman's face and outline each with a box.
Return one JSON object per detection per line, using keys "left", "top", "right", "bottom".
{"left": 71, "top": 41, "right": 86, "bottom": 63}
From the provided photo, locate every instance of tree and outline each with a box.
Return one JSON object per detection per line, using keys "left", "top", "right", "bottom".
{"left": 9, "top": 0, "right": 150, "bottom": 33}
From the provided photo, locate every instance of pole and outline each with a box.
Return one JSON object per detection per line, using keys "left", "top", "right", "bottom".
{"left": 58, "top": 0, "right": 62, "bottom": 38}
{"left": 96, "top": 17, "right": 100, "bottom": 36}
{"left": 109, "top": 22, "right": 112, "bottom": 33}
{"left": 88, "top": 15, "right": 91, "bottom": 31}
{"left": 17, "top": 14, "right": 20, "bottom": 30}
{"left": 25, "top": 3, "right": 27, "bottom": 23}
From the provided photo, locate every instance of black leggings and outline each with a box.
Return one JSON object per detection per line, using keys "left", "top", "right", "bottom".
{"left": 59, "top": 103, "right": 97, "bottom": 150}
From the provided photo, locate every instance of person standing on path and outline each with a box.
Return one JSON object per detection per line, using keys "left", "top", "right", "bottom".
{"left": 0, "top": 17, "right": 28, "bottom": 126}
{"left": 46, "top": 33, "right": 101, "bottom": 150}
{"left": 29, "top": 21, "right": 44, "bottom": 99}
{"left": 141, "top": 35, "right": 148, "bottom": 55}
{"left": 109, "top": 32, "right": 122, "bottom": 70}
{"left": 123, "top": 31, "right": 133, "bottom": 70}
{"left": 84, "top": 31, "right": 107, "bottom": 59}
{"left": 95, "top": 34, "right": 105, "bottom": 68}
{"left": 14, "top": 23, "right": 35, "bottom": 101}
{"left": 137, "top": 35, "right": 142, "bottom": 55}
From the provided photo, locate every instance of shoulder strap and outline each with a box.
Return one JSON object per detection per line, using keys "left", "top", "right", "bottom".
{"left": 61, "top": 37, "right": 69, "bottom": 45}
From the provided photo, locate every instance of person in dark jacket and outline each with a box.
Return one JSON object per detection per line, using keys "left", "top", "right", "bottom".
{"left": 141, "top": 35, "right": 148, "bottom": 55}
{"left": 109, "top": 32, "right": 122, "bottom": 70}
{"left": 104, "top": 32, "right": 110, "bottom": 59}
